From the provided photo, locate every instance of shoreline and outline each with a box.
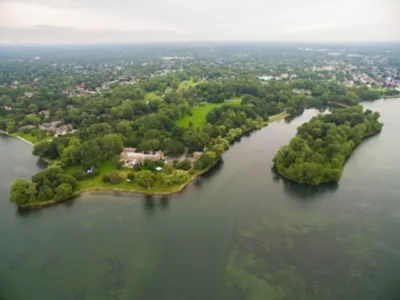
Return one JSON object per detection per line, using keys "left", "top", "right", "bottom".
{"left": 15, "top": 112, "right": 288, "bottom": 210}
{"left": 0, "top": 131, "right": 34, "bottom": 146}
{"left": 19, "top": 160, "right": 220, "bottom": 209}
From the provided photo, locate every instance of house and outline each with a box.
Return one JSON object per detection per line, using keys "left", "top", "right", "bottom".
{"left": 39, "top": 110, "right": 50, "bottom": 118}
{"left": 120, "top": 148, "right": 164, "bottom": 165}
{"left": 4, "top": 106, "right": 12, "bottom": 111}
{"left": 24, "top": 92, "right": 34, "bottom": 99}
{"left": 39, "top": 121, "right": 60, "bottom": 133}
{"left": 55, "top": 124, "right": 74, "bottom": 136}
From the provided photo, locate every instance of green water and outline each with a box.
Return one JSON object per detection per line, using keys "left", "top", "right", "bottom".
{"left": 1, "top": 100, "right": 400, "bottom": 300}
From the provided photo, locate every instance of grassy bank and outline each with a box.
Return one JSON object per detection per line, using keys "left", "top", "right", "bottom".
{"left": 10, "top": 132, "right": 50, "bottom": 145}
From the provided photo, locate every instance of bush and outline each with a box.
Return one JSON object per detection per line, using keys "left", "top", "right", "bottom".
{"left": 194, "top": 160, "right": 204, "bottom": 170}
{"left": 133, "top": 163, "right": 142, "bottom": 171}
{"left": 116, "top": 162, "right": 122, "bottom": 170}
{"left": 72, "top": 171, "right": 86, "bottom": 181}
{"left": 103, "top": 172, "right": 123, "bottom": 184}
{"left": 127, "top": 173, "right": 135, "bottom": 181}
{"left": 143, "top": 159, "right": 157, "bottom": 171}
{"left": 102, "top": 174, "right": 110, "bottom": 183}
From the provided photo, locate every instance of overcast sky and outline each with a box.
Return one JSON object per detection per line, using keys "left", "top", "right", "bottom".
{"left": 0, "top": 0, "right": 399, "bottom": 43}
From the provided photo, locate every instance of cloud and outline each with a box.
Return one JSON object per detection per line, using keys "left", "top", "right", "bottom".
{"left": 0, "top": 0, "right": 399, "bottom": 43}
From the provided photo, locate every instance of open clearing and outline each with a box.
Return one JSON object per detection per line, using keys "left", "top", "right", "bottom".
{"left": 175, "top": 99, "right": 242, "bottom": 128}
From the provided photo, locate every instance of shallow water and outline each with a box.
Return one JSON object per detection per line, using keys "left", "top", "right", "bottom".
{"left": 1, "top": 99, "right": 400, "bottom": 300}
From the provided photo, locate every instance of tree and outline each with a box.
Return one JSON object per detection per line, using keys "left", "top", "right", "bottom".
{"left": 137, "top": 170, "right": 156, "bottom": 190}
{"left": 143, "top": 159, "right": 157, "bottom": 171}
{"left": 54, "top": 183, "right": 73, "bottom": 202}
{"left": 10, "top": 179, "right": 36, "bottom": 206}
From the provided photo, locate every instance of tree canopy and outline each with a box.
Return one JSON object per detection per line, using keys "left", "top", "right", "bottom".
{"left": 273, "top": 106, "right": 383, "bottom": 185}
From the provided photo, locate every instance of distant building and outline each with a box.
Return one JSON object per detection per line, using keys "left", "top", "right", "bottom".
{"left": 24, "top": 92, "right": 34, "bottom": 99}
{"left": 257, "top": 75, "right": 274, "bottom": 81}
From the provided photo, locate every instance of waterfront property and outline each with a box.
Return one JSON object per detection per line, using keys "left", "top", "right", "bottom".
{"left": 120, "top": 148, "right": 164, "bottom": 166}
{"left": 38, "top": 122, "right": 74, "bottom": 136}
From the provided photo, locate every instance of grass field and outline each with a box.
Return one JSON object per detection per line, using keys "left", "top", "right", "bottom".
{"left": 178, "top": 79, "right": 198, "bottom": 91}
{"left": 10, "top": 132, "right": 50, "bottom": 145}
{"left": 63, "top": 156, "right": 199, "bottom": 196}
{"left": 144, "top": 92, "right": 162, "bottom": 101}
{"left": 175, "top": 99, "right": 242, "bottom": 128}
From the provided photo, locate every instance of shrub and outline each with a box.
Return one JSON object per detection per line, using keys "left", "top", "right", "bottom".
{"left": 116, "top": 162, "right": 122, "bottom": 170}
{"left": 102, "top": 174, "right": 110, "bottom": 183}
{"left": 127, "top": 173, "right": 135, "bottom": 181}
{"left": 133, "top": 163, "right": 142, "bottom": 171}
{"left": 143, "top": 159, "right": 157, "bottom": 171}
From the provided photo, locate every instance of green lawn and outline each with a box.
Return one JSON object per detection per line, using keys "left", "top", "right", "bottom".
{"left": 178, "top": 79, "right": 198, "bottom": 91}
{"left": 144, "top": 92, "right": 162, "bottom": 101}
{"left": 10, "top": 132, "right": 50, "bottom": 145}
{"left": 268, "top": 112, "right": 289, "bottom": 122}
{"left": 175, "top": 99, "right": 242, "bottom": 128}
{"left": 64, "top": 157, "right": 196, "bottom": 194}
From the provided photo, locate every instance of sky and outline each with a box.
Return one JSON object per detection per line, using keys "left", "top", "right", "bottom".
{"left": 0, "top": 0, "right": 399, "bottom": 44}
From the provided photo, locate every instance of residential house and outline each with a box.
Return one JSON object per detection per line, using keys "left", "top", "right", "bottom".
{"left": 24, "top": 92, "right": 34, "bottom": 99}
{"left": 120, "top": 148, "right": 164, "bottom": 165}
{"left": 39, "top": 110, "right": 50, "bottom": 118}
{"left": 55, "top": 124, "right": 74, "bottom": 136}
{"left": 39, "top": 121, "right": 60, "bottom": 133}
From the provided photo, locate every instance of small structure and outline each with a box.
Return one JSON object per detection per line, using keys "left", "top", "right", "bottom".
{"left": 87, "top": 167, "right": 94, "bottom": 174}
{"left": 4, "top": 106, "right": 12, "bottom": 111}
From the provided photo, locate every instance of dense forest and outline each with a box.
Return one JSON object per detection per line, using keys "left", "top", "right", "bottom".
{"left": 273, "top": 106, "right": 383, "bottom": 185}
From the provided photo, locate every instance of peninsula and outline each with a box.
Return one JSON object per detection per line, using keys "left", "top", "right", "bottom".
{"left": 273, "top": 106, "right": 383, "bottom": 185}
{"left": 1, "top": 44, "right": 397, "bottom": 208}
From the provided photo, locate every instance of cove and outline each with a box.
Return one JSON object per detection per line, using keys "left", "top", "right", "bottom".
{"left": 1, "top": 99, "right": 400, "bottom": 300}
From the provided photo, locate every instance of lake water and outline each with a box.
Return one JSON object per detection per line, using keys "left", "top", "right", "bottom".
{"left": 1, "top": 99, "right": 400, "bottom": 300}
